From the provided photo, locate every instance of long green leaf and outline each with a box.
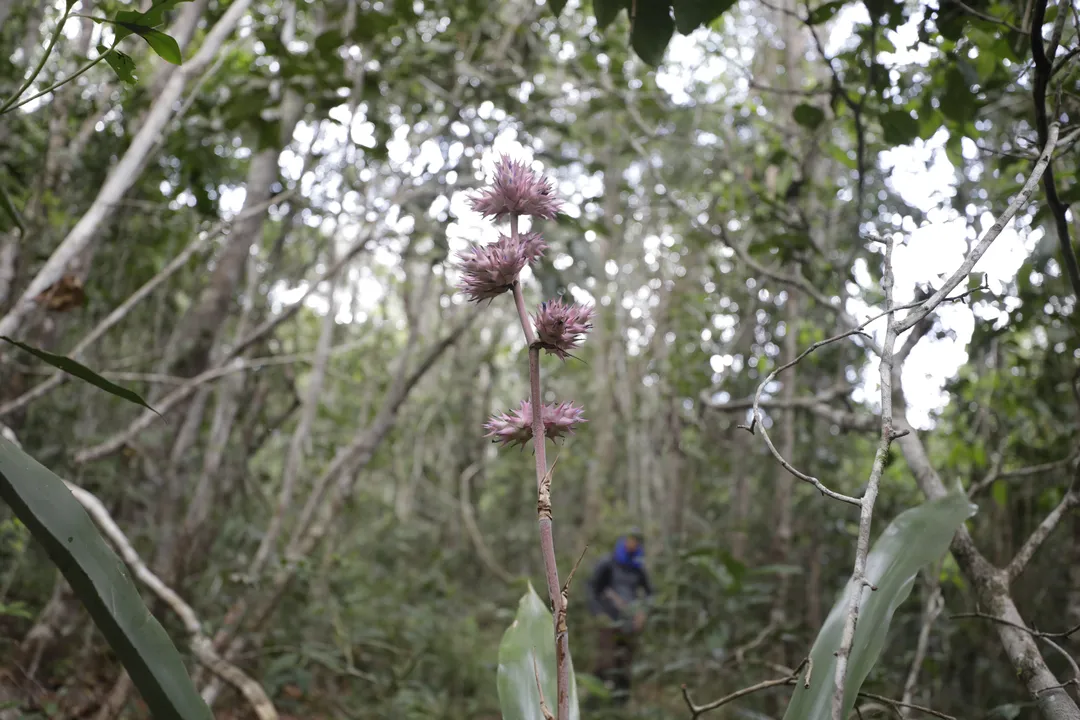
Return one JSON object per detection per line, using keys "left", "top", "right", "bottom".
{"left": 0, "top": 437, "right": 212, "bottom": 720}
{"left": 0, "top": 336, "right": 159, "bottom": 416}
{"left": 782, "top": 489, "right": 977, "bottom": 720}
{"left": 497, "top": 582, "right": 581, "bottom": 720}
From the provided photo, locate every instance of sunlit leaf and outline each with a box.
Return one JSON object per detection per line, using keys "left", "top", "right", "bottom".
{"left": 782, "top": 489, "right": 977, "bottom": 720}
{"left": 0, "top": 437, "right": 212, "bottom": 720}
{"left": 0, "top": 337, "right": 159, "bottom": 416}
{"left": 497, "top": 582, "right": 580, "bottom": 720}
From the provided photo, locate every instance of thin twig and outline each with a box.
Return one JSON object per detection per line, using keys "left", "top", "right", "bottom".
{"left": 681, "top": 676, "right": 796, "bottom": 718}
{"left": 832, "top": 236, "right": 899, "bottom": 720}
{"left": 1029, "top": 0, "right": 1080, "bottom": 297}
{"left": 901, "top": 565, "right": 944, "bottom": 716}
{"left": 0, "top": 190, "right": 295, "bottom": 418}
{"left": 951, "top": 611, "right": 1080, "bottom": 639}
{"left": 942, "top": 0, "right": 1026, "bottom": 32}
{"left": 740, "top": 288, "right": 973, "bottom": 506}
{"left": 66, "top": 483, "right": 279, "bottom": 720}
{"left": 532, "top": 652, "right": 555, "bottom": 720}
{"left": 969, "top": 448, "right": 1079, "bottom": 497}
{"left": 856, "top": 690, "right": 957, "bottom": 720}
{"left": 1005, "top": 466, "right": 1080, "bottom": 581}
{"left": 895, "top": 122, "right": 1062, "bottom": 334}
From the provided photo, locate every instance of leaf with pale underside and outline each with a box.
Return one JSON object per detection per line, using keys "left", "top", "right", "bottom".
{"left": 0, "top": 437, "right": 212, "bottom": 720}
{"left": 782, "top": 488, "right": 977, "bottom": 719}
{"left": 497, "top": 582, "right": 581, "bottom": 720}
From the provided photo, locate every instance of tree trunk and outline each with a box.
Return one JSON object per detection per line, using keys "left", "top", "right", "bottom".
{"left": 159, "top": 88, "right": 303, "bottom": 378}
{"left": 0, "top": 0, "right": 251, "bottom": 339}
{"left": 895, "top": 407, "right": 1080, "bottom": 720}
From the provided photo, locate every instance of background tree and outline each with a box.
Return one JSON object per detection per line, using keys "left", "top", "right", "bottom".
{"left": 0, "top": 0, "right": 1078, "bottom": 718}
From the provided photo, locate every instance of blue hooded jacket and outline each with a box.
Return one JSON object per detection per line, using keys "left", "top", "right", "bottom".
{"left": 587, "top": 535, "right": 653, "bottom": 623}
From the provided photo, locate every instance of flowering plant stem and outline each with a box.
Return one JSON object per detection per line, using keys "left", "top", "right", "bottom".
{"left": 511, "top": 219, "right": 571, "bottom": 720}
{"left": 464, "top": 158, "right": 588, "bottom": 720}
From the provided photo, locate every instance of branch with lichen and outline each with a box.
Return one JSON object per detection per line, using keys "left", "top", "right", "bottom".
{"left": 455, "top": 156, "right": 592, "bottom": 720}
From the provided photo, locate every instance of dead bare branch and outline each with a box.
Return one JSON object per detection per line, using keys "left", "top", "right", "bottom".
{"left": 65, "top": 482, "right": 278, "bottom": 720}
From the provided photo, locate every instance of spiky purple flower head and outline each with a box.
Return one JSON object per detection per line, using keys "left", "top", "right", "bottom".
{"left": 483, "top": 399, "right": 587, "bottom": 449}
{"left": 469, "top": 156, "right": 562, "bottom": 221}
{"left": 533, "top": 298, "right": 594, "bottom": 360}
{"left": 456, "top": 235, "right": 529, "bottom": 302}
{"left": 518, "top": 230, "right": 548, "bottom": 263}
{"left": 456, "top": 232, "right": 548, "bottom": 303}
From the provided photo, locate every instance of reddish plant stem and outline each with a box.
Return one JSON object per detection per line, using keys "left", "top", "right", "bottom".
{"left": 509, "top": 209, "right": 570, "bottom": 719}
{"left": 527, "top": 345, "right": 570, "bottom": 720}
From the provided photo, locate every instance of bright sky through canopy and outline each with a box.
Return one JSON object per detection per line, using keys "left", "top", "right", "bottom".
{"left": 234, "top": 2, "right": 1053, "bottom": 430}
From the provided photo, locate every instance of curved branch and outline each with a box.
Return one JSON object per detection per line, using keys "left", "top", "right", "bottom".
{"left": 65, "top": 483, "right": 278, "bottom": 720}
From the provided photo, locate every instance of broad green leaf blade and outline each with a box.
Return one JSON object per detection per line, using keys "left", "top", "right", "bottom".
{"left": 793, "top": 103, "right": 826, "bottom": 129}
{"left": 109, "top": 18, "right": 184, "bottom": 64}
{"left": 0, "top": 438, "right": 213, "bottom": 720}
{"left": 782, "top": 490, "right": 977, "bottom": 720}
{"left": 129, "top": 0, "right": 196, "bottom": 28}
{"left": 672, "top": 0, "right": 737, "bottom": 34}
{"left": 137, "top": 28, "right": 182, "bottom": 64}
{"left": 880, "top": 109, "right": 919, "bottom": 146}
{"left": 0, "top": 337, "right": 159, "bottom": 416}
{"left": 630, "top": 0, "right": 676, "bottom": 67}
{"left": 593, "top": 0, "right": 628, "bottom": 29}
{"left": 807, "top": 0, "right": 848, "bottom": 25}
{"left": 99, "top": 45, "right": 137, "bottom": 84}
{"left": 497, "top": 582, "right": 581, "bottom": 720}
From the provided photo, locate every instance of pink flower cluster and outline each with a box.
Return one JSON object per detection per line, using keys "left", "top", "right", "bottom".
{"left": 483, "top": 400, "right": 587, "bottom": 449}
{"left": 455, "top": 154, "right": 593, "bottom": 448}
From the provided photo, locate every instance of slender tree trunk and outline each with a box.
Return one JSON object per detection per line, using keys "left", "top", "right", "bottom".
{"left": 1067, "top": 513, "right": 1080, "bottom": 645}
{"left": 581, "top": 141, "right": 620, "bottom": 539}
{"left": 0, "top": 0, "right": 251, "bottom": 340}
{"left": 159, "top": 88, "right": 303, "bottom": 377}
{"left": 895, "top": 405, "right": 1080, "bottom": 720}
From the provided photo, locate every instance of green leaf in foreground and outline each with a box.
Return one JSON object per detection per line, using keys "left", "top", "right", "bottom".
{"left": 782, "top": 489, "right": 977, "bottom": 720}
{"left": 0, "top": 336, "right": 159, "bottom": 416}
{"left": 99, "top": 45, "right": 137, "bottom": 84}
{"left": 630, "top": 0, "right": 676, "bottom": 67}
{"left": 497, "top": 582, "right": 581, "bottom": 720}
{"left": 0, "top": 437, "right": 213, "bottom": 720}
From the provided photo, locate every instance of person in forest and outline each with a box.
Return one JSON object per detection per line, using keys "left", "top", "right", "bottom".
{"left": 586, "top": 528, "right": 653, "bottom": 706}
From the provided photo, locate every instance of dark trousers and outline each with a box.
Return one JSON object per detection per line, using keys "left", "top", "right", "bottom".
{"left": 593, "top": 624, "right": 636, "bottom": 705}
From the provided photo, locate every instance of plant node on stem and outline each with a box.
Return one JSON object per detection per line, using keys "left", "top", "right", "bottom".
{"left": 461, "top": 156, "right": 594, "bottom": 720}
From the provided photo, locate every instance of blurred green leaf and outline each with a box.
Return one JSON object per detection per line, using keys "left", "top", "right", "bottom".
{"left": 807, "top": 0, "right": 848, "bottom": 24}
{"left": 0, "top": 437, "right": 212, "bottom": 720}
{"left": 782, "top": 489, "right": 977, "bottom": 719}
{"left": 497, "top": 582, "right": 580, "bottom": 720}
{"left": 880, "top": 109, "right": 919, "bottom": 146}
{"left": 631, "top": 0, "right": 676, "bottom": 66}
{"left": 99, "top": 46, "right": 137, "bottom": 84}
{"left": 673, "top": 0, "right": 737, "bottom": 33}
{"left": 593, "top": 0, "right": 628, "bottom": 29}
{"left": 109, "top": 4, "right": 187, "bottom": 65}
{"left": 940, "top": 67, "right": 976, "bottom": 124}
{"left": 549, "top": 0, "right": 569, "bottom": 16}
{"left": 0, "top": 337, "right": 159, "bottom": 416}
{"left": 793, "top": 103, "right": 826, "bottom": 129}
